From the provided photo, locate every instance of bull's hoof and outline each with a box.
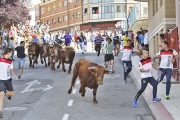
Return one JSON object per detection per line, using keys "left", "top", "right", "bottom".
{"left": 31, "top": 66, "right": 34, "bottom": 68}
{"left": 48, "top": 63, "right": 50, "bottom": 66}
{"left": 68, "top": 89, "right": 72, "bottom": 94}
{"left": 93, "top": 100, "right": 98, "bottom": 104}
{"left": 79, "top": 89, "right": 82, "bottom": 93}
{"left": 68, "top": 70, "right": 71, "bottom": 74}
{"left": 57, "top": 66, "right": 60, "bottom": 69}
{"left": 45, "top": 64, "right": 47, "bottom": 67}
{"left": 81, "top": 93, "right": 85, "bottom": 97}
{"left": 41, "top": 61, "right": 44, "bottom": 64}
{"left": 63, "top": 69, "right": 66, "bottom": 72}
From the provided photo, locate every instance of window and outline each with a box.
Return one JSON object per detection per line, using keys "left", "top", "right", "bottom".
{"left": 69, "top": 0, "right": 74, "bottom": 5}
{"left": 64, "top": 0, "right": 67, "bottom": 7}
{"left": 47, "top": 20, "right": 50, "bottom": 25}
{"left": 129, "top": 7, "right": 133, "bottom": 12}
{"left": 84, "top": 8, "right": 88, "bottom": 15}
{"left": 58, "top": 17, "right": 61, "bottom": 22}
{"left": 63, "top": 15, "right": 67, "bottom": 22}
{"left": 52, "top": 4, "right": 55, "bottom": 11}
{"left": 46, "top": 6, "right": 50, "bottom": 12}
{"left": 76, "top": 0, "right": 80, "bottom": 3}
{"left": 143, "top": 7, "right": 148, "bottom": 15}
{"left": 70, "top": 13, "right": 74, "bottom": 20}
{"left": 92, "top": 7, "right": 98, "bottom": 14}
{"left": 58, "top": 2, "right": 61, "bottom": 9}
{"left": 136, "top": 6, "right": 140, "bottom": 14}
{"left": 105, "top": 6, "right": 112, "bottom": 13}
{"left": 116, "top": 5, "right": 125, "bottom": 12}
{"left": 153, "top": 0, "right": 155, "bottom": 16}
{"left": 76, "top": 11, "right": 81, "bottom": 18}
{"left": 52, "top": 18, "right": 55, "bottom": 24}
{"left": 36, "top": 8, "right": 39, "bottom": 16}
{"left": 155, "top": 0, "right": 158, "bottom": 12}
{"left": 160, "top": 0, "right": 163, "bottom": 7}
{"left": 41, "top": 8, "right": 44, "bottom": 14}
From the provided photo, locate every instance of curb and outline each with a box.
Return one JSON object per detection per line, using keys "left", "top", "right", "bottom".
{"left": 119, "top": 58, "right": 161, "bottom": 120}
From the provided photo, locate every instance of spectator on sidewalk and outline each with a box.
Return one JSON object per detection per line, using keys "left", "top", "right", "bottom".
{"left": 33, "top": 36, "right": 40, "bottom": 43}
{"left": 144, "top": 30, "right": 149, "bottom": 49}
{"left": 155, "top": 41, "right": 179, "bottom": 100}
{"left": 102, "top": 37, "right": 116, "bottom": 74}
{"left": 133, "top": 49, "right": 163, "bottom": 108}
{"left": 2, "top": 37, "right": 8, "bottom": 50}
{"left": 94, "top": 33, "right": 104, "bottom": 57}
{"left": 0, "top": 43, "right": 2, "bottom": 58}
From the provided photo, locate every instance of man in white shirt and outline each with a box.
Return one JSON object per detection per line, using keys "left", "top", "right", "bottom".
{"left": 144, "top": 30, "right": 149, "bottom": 48}
{"left": 155, "top": 41, "right": 179, "bottom": 99}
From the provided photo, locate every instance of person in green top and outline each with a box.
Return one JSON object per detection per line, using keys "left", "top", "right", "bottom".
{"left": 102, "top": 37, "right": 117, "bottom": 74}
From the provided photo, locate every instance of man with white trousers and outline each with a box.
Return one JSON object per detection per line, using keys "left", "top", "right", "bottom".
{"left": 76, "top": 32, "right": 86, "bottom": 54}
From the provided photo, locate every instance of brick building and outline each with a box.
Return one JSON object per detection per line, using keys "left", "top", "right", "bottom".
{"left": 37, "top": 0, "right": 140, "bottom": 32}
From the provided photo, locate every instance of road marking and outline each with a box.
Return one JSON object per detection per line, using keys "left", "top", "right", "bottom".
{"left": 4, "top": 107, "right": 27, "bottom": 111}
{"left": 62, "top": 114, "right": 69, "bottom": 120}
{"left": 20, "top": 80, "right": 53, "bottom": 93}
{"left": 76, "top": 81, "right": 80, "bottom": 84}
{"left": 68, "top": 100, "right": 73, "bottom": 106}
{"left": 72, "top": 89, "right": 77, "bottom": 94}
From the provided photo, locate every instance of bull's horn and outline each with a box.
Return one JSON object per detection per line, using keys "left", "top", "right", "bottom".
{"left": 88, "top": 66, "right": 96, "bottom": 70}
{"left": 51, "top": 54, "right": 55, "bottom": 57}
{"left": 26, "top": 44, "right": 31, "bottom": 48}
{"left": 60, "top": 49, "right": 64, "bottom": 52}
{"left": 59, "top": 44, "right": 64, "bottom": 47}
{"left": 104, "top": 68, "right": 111, "bottom": 72}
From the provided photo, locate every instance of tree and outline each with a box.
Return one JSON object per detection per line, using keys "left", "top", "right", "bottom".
{"left": 0, "top": 0, "right": 30, "bottom": 29}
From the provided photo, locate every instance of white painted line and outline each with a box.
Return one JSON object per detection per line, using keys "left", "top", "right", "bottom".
{"left": 62, "top": 114, "right": 69, "bottom": 120}
{"left": 76, "top": 81, "right": 80, "bottom": 84}
{"left": 68, "top": 100, "right": 73, "bottom": 106}
{"left": 72, "top": 89, "right": 77, "bottom": 94}
{"left": 4, "top": 107, "right": 27, "bottom": 111}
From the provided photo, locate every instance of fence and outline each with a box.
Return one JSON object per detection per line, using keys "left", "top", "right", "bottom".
{"left": 164, "top": 27, "right": 179, "bottom": 80}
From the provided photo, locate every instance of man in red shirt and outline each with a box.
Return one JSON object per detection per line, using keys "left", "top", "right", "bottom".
{"left": 74, "top": 31, "right": 80, "bottom": 50}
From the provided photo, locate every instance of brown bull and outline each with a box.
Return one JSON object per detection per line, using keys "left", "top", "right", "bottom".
{"left": 59, "top": 46, "right": 75, "bottom": 74}
{"left": 40, "top": 43, "right": 52, "bottom": 67}
{"left": 68, "top": 59, "right": 110, "bottom": 103}
{"left": 50, "top": 44, "right": 63, "bottom": 70}
{"left": 28, "top": 42, "right": 41, "bottom": 68}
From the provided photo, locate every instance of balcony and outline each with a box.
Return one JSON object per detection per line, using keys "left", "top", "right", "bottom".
{"left": 134, "top": 0, "right": 148, "bottom": 2}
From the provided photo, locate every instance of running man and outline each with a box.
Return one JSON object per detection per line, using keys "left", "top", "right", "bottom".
{"left": 155, "top": 41, "right": 179, "bottom": 99}
{"left": 91, "top": 30, "right": 96, "bottom": 51}
{"left": 123, "top": 31, "right": 131, "bottom": 47}
{"left": 113, "top": 31, "right": 120, "bottom": 56}
{"left": 122, "top": 40, "right": 141, "bottom": 83}
{"left": 15, "top": 41, "right": 27, "bottom": 79}
{"left": 102, "top": 37, "right": 116, "bottom": 73}
{"left": 76, "top": 32, "right": 86, "bottom": 54}
{"left": 133, "top": 49, "right": 163, "bottom": 108}
{"left": 63, "top": 31, "right": 72, "bottom": 46}
{"left": 94, "top": 33, "right": 104, "bottom": 57}
{"left": 54, "top": 35, "right": 63, "bottom": 45}
{"left": 0, "top": 48, "right": 18, "bottom": 118}
{"left": 74, "top": 31, "right": 80, "bottom": 50}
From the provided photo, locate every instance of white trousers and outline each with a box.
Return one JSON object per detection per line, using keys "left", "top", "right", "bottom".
{"left": 79, "top": 42, "right": 84, "bottom": 53}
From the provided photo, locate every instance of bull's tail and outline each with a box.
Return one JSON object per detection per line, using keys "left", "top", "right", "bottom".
{"left": 68, "top": 62, "right": 79, "bottom": 94}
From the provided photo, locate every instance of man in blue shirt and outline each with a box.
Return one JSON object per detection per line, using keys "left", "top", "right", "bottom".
{"left": 128, "top": 31, "right": 132, "bottom": 40}
{"left": 138, "top": 31, "right": 144, "bottom": 48}
{"left": 63, "top": 31, "right": 72, "bottom": 46}
{"left": 33, "top": 36, "right": 40, "bottom": 42}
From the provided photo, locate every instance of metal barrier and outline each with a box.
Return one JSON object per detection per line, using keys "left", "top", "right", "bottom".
{"left": 165, "top": 27, "right": 179, "bottom": 80}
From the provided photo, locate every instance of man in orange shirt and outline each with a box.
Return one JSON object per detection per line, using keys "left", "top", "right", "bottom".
{"left": 74, "top": 31, "right": 80, "bottom": 50}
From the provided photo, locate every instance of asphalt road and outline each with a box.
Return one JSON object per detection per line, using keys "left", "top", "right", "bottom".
{"left": 2, "top": 45, "right": 153, "bottom": 120}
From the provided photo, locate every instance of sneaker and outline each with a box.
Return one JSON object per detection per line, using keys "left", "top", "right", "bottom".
{"left": 133, "top": 99, "right": 137, "bottom": 108}
{"left": 0, "top": 111, "right": 3, "bottom": 118}
{"left": 18, "top": 75, "right": 21, "bottom": 79}
{"left": 152, "top": 97, "right": 161, "bottom": 102}
{"left": 165, "top": 95, "right": 170, "bottom": 99}
{"left": 5, "top": 94, "right": 11, "bottom": 100}
{"left": 124, "top": 80, "right": 127, "bottom": 83}
{"left": 110, "top": 70, "right": 115, "bottom": 74}
{"left": 82, "top": 52, "right": 84, "bottom": 54}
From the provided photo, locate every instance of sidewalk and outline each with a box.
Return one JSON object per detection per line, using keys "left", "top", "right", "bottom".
{"left": 129, "top": 56, "right": 180, "bottom": 120}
